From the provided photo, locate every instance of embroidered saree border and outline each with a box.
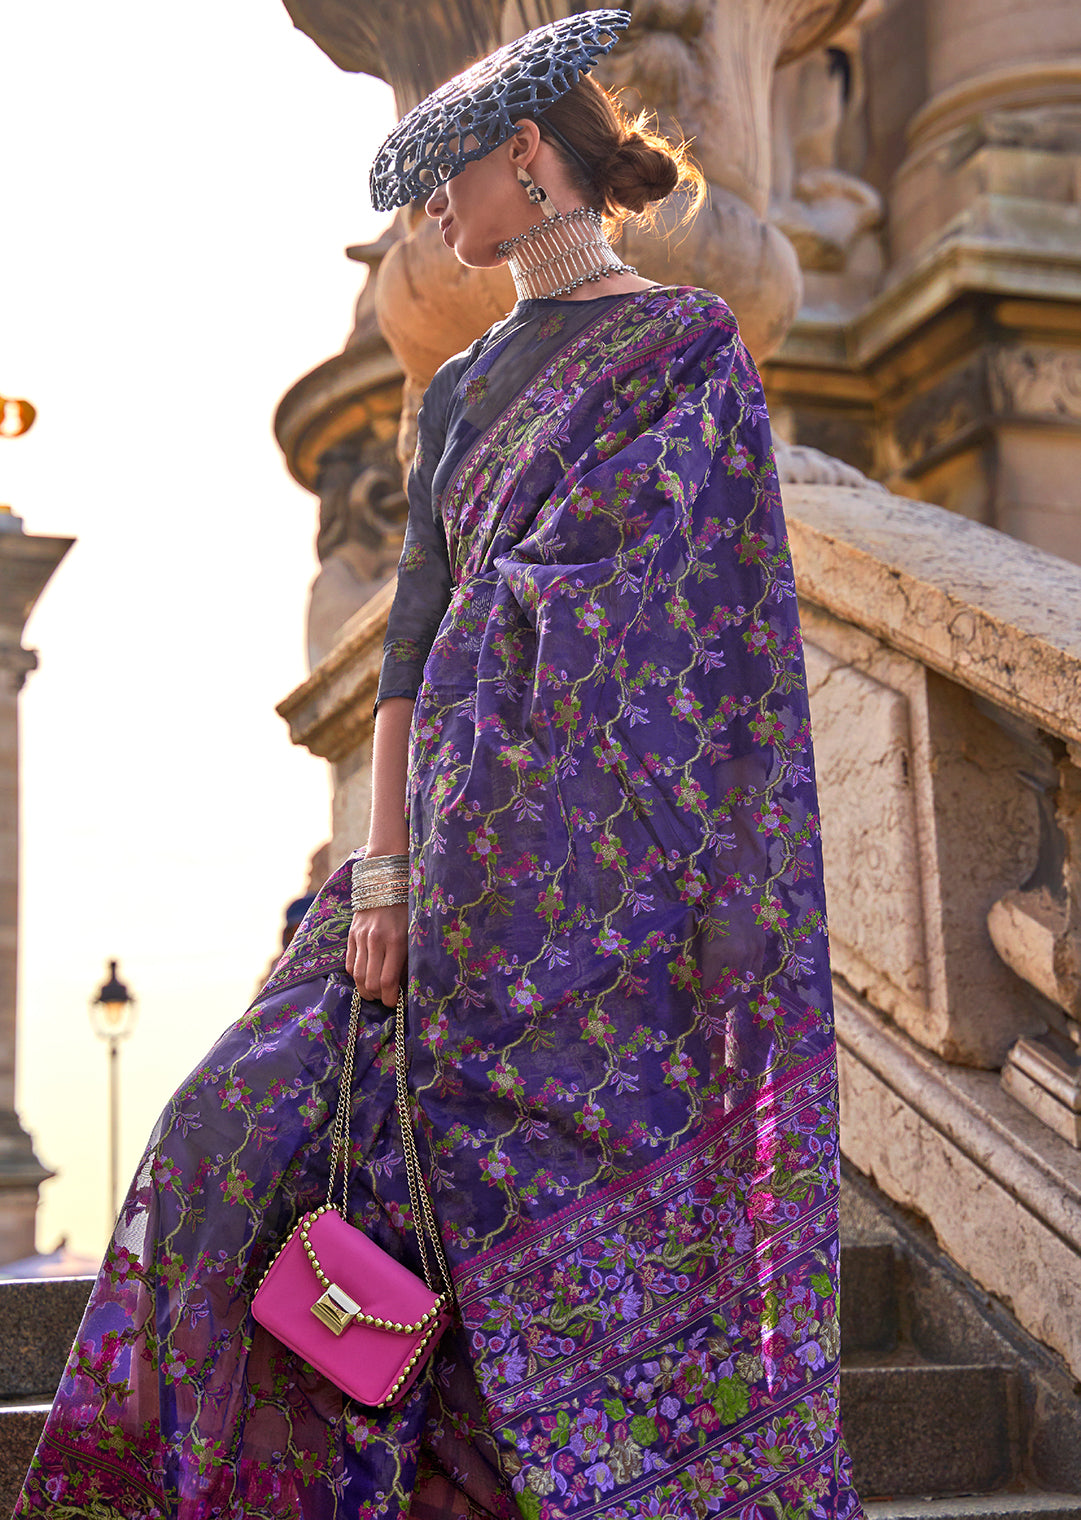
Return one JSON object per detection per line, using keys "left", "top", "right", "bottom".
{"left": 454, "top": 1045, "right": 836, "bottom": 1298}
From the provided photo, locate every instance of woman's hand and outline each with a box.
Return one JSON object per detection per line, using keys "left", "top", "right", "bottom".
{"left": 346, "top": 903, "right": 408, "bottom": 1007}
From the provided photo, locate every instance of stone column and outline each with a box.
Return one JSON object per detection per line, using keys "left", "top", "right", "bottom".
{"left": 0, "top": 509, "right": 72, "bottom": 1262}
{"left": 874, "top": 0, "right": 1081, "bottom": 554}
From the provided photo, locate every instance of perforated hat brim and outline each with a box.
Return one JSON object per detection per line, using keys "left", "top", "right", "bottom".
{"left": 369, "top": 10, "right": 631, "bottom": 212}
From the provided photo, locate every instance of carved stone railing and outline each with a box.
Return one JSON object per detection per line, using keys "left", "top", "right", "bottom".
{"left": 787, "top": 483, "right": 1081, "bottom": 1380}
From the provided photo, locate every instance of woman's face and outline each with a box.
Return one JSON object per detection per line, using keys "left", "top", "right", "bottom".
{"left": 424, "top": 149, "right": 516, "bottom": 269}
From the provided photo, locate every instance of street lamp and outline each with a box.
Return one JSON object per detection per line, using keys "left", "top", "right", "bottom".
{"left": 89, "top": 959, "right": 138, "bottom": 1231}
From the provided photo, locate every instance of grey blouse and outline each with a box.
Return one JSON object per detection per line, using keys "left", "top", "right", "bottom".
{"left": 376, "top": 294, "right": 632, "bottom": 709}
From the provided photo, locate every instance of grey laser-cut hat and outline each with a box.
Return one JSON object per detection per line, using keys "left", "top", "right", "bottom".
{"left": 369, "top": 10, "right": 631, "bottom": 212}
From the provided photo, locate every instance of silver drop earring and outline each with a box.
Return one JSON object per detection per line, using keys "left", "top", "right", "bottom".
{"left": 516, "top": 165, "right": 559, "bottom": 220}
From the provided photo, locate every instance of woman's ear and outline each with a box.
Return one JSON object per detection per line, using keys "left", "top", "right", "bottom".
{"left": 507, "top": 120, "right": 542, "bottom": 173}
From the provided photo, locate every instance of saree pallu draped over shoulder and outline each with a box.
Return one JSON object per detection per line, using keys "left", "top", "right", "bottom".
{"left": 16, "top": 289, "right": 861, "bottom": 1520}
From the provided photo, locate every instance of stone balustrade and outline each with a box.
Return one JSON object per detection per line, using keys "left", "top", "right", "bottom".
{"left": 787, "top": 482, "right": 1081, "bottom": 1380}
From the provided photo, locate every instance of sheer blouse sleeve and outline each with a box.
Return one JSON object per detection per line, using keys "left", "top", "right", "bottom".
{"left": 376, "top": 385, "right": 454, "bottom": 709}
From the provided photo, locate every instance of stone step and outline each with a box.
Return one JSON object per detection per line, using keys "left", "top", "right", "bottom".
{"left": 841, "top": 1362, "right": 1019, "bottom": 1498}
{"left": 841, "top": 1240, "right": 900, "bottom": 1354}
{"left": 0, "top": 1277, "right": 88, "bottom": 1400}
{"left": 863, "top": 1496, "right": 1081, "bottom": 1520}
{"left": 0, "top": 1401, "right": 50, "bottom": 1513}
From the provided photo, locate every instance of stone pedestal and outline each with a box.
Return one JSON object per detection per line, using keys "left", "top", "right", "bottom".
{"left": 0, "top": 516, "right": 72, "bottom": 1263}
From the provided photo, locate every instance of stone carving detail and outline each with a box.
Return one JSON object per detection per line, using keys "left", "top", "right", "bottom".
{"left": 307, "top": 435, "right": 407, "bottom": 670}
{"left": 887, "top": 346, "right": 1081, "bottom": 481}
{"left": 987, "top": 348, "right": 1081, "bottom": 424}
{"left": 770, "top": 4, "right": 885, "bottom": 320}
{"left": 993, "top": 740, "right": 1081, "bottom": 1147}
{"left": 890, "top": 356, "right": 988, "bottom": 473}
{"left": 775, "top": 439, "right": 880, "bottom": 489}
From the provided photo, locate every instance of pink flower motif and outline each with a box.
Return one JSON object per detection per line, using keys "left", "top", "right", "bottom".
{"left": 575, "top": 600, "right": 609, "bottom": 636}
{"left": 509, "top": 976, "right": 542, "bottom": 1017}
{"left": 467, "top": 822, "right": 500, "bottom": 862}
{"left": 480, "top": 1148, "right": 517, "bottom": 1185}
{"left": 574, "top": 1101, "right": 610, "bottom": 1139}
{"left": 754, "top": 800, "right": 788, "bottom": 833}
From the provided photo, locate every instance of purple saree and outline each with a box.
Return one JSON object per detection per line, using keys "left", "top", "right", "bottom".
{"left": 17, "top": 288, "right": 861, "bottom": 1520}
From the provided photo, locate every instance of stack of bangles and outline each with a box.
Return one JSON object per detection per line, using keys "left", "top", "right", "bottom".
{"left": 351, "top": 852, "right": 409, "bottom": 913}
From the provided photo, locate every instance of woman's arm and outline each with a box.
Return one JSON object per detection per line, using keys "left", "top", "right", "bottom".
{"left": 346, "top": 696, "right": 414, "bottom": 1005}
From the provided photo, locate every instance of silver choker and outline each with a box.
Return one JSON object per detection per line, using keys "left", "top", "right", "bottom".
{"left": 497, "top": 208, "right": 637, "bottom": 301}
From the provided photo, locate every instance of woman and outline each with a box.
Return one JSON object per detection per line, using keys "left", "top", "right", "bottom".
{"left": 17, "top": 13, "right": 861, "bottom": 1519}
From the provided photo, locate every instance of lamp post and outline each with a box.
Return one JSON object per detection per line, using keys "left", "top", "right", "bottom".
{"left": 89, "top": 960, "right": 138, "bottom": 1231}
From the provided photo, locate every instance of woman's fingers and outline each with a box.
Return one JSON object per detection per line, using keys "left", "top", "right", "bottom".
{"left": 349, "top": 905, "right": 408, "bottom": 1004}
{"left": 380, "top": 942, "right": 406, "bottom": 1007}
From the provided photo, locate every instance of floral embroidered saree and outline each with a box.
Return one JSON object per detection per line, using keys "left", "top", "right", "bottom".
{"left": 17, "top": 288, "right": 861, "bottom": 1520}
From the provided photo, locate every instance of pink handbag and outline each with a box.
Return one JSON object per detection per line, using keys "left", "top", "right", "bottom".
{"left": 253, "top": 990, "right": 453, "bottom": 1407}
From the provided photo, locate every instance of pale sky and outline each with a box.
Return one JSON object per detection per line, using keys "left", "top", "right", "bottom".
{"left": 2, "top": 1, "right": 395, "bottom": 1257}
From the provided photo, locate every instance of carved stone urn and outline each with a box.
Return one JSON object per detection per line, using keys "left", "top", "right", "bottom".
{"left": 284, "top": 0, "right": 865, "bottom": 404}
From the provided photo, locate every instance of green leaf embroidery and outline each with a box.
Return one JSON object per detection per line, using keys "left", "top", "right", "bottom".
{"left": 516, "top": 1491, "right": 542, "bottom": 1520}
{"left": 629, "top": 1414, "right": 659, "bottom": 1445}
{"left": 712, "top": 1375, "right": 750, "bottom": 1423}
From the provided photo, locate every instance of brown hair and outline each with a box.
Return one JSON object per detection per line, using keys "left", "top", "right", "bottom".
{"left": 537, "top": 74, "right": 704, "bottom": 227}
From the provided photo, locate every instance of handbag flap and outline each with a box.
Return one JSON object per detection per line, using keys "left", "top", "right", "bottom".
{"left": 302, "top": 1210, "right": 442, "bottom": 1326}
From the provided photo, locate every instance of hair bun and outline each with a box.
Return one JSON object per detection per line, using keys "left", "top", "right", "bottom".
{"left": 539, "top": 75, "right": 705, "bottom": 228}
{"left": 604, "top": 132, "right": 681, "bottom": 213}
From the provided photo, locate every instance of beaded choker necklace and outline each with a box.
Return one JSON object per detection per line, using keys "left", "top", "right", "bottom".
{"left": 497, "top": 208, "right": 637, "bottom": 301}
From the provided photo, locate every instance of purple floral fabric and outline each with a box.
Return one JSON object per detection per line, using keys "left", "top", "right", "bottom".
{"left": 16, "top": 288, "right": 861, "bottom": 1520}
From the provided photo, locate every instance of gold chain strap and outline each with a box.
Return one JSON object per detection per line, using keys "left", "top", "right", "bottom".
{"left": 323, "top": 988, "right": 452, "bottom": 1300}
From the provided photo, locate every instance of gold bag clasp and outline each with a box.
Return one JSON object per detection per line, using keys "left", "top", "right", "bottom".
{"left": 311, "top": 1282, "right": 362, "bottom": 1336}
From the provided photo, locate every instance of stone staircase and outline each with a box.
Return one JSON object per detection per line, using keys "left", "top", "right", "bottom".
{"left": 0, "top": 1276, "right": 91, "bottom": 1513}
{"left": 0, "top": 1169, "right": 1079, "bottom": 1514}
{"left": 840, "top": 1164, "right": 1081, "bottom": 1519}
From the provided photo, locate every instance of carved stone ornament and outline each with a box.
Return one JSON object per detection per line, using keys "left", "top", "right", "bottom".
{"left": 989, "top": 733, "right": 1081, "bottom": 1146}
{"left": 307, "top": 435, "right": 407, "bottom": 669}
{"left": 775, "top": 440, "right": 880, "bottom": 489}
{"left": 987, "top": 347, "right": 1081, "bottom": 424}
